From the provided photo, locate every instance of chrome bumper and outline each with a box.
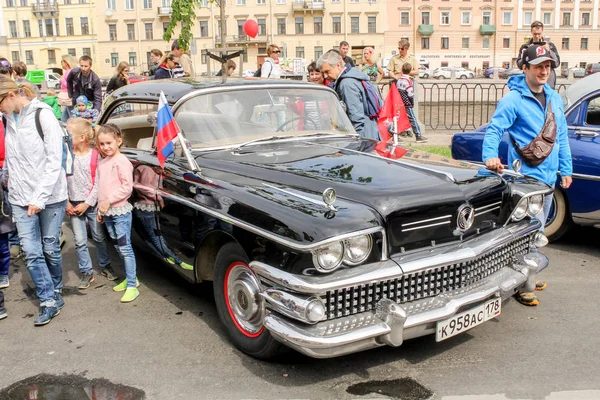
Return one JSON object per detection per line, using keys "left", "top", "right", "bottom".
{"left": 249, "top": 220, "right": 548, "bottom": 358}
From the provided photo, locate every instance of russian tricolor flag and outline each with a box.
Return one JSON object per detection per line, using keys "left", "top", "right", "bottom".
{"left": 156, "top": 91, "right": 181, "bottom": 168}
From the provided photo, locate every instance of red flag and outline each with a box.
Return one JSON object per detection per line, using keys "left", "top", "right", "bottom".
{"left": 377, "top": 82, "right": 411, "bottom": 142}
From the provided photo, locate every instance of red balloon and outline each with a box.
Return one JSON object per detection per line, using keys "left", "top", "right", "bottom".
{"left": 243, "top": 19, "right": 259, "bottom": 38}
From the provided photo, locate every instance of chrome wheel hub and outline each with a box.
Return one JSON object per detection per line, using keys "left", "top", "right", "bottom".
{"left": 227, "top": 265, "right": 264, "bottom": 334}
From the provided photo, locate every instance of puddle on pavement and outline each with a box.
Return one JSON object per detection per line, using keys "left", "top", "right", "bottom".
{"left": 346, "top": 377, "right": 433, "bottom": 400}
{"left": 0, "top": 374, "right": 145, "bottom": 400}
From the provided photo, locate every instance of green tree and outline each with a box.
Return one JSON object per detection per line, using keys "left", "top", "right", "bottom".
{"left": 163, "top": 0, "right": 224, "bottom": 51}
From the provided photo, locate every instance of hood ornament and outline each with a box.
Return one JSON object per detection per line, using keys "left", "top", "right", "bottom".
{"left": 457, "top": 204, "right": 475, "bottom": 232}
{"left": 322, "top": 188, "right": 337, "bottom": 210}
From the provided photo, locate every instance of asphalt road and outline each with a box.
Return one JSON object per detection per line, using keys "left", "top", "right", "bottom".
{"left": 0, "top": 225, "right": 598, "bottom": 400}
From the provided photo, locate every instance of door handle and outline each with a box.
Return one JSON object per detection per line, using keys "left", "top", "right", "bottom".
{"left": 575, "top": 130, "right": 600, "bottom": 138}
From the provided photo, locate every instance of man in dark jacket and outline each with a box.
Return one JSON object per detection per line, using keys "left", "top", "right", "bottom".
{"left": 66, "top": 55, "right": 103, "bottom": 111}
{"left": 517, "top": 21, "right": 560, "bottom": 88}
{"left": 317, "top": 50, "right": 381, "bottom": 141}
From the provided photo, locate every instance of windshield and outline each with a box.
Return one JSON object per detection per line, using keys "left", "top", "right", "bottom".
{"left": 175, "top": 87, "right": 355, "bottom": 149}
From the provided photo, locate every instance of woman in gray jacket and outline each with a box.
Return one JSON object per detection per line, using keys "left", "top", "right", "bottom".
{"left": 0, "top": 76, "right": 68, "bottom": 326}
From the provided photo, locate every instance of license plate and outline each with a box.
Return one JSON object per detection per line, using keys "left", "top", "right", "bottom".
{"left": 436, "top": 298, "right": 501, "bottom": 342}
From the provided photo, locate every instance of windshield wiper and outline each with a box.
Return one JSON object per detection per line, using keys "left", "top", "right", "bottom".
{"left": 232, "top": 135, "right": 288, "bottom": 152}
{"left": 295, "top": 132, "right": 359, "bottom": 139}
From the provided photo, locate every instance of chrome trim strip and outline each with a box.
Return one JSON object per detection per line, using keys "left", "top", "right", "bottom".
{"left": 475, "top": 201, "right": 502, "bottom": 211}
{"left": 401, "top": 220, "right": 451, "bottom": 232}
{"left": 159, "top": 189, "right": 387, "bottom": 256}
{"left": 572, "top": 172, "right": 600, "bottom": 182}
{"left": 262, "top": 183, "right": 330, "bottom": 210}
{"left": 401, "top": 214, "right": 453, "bottom": 227}
{"left": 191, "top": 134, "right": 359, "bottom": 153}
{"left": 475, "top": 207, "right": 500, "bottom": 217}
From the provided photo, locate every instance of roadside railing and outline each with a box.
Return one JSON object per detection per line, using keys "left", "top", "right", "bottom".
{"left": 378, "top": 80, "right": 571, "bottom": 132}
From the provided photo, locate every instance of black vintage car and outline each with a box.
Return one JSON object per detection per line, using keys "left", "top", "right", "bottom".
{"left": 99, "top": 78, "right": 552, "bottom": 359}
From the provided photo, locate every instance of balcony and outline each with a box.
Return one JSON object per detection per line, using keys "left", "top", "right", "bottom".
{"left": 292, "top": 0, "right": 324, "bottom": 13}
{"left": 32, "top": 1, "right": 59, "bottom": 16}
{"left": 418, "top": 24, "right": 434, "bottom": 36}
{"left": 215, "top": 34, "right": 269, "bottom": 45}
{"left": 479, "top": 24, "right": 496, "bottom": 35}
{"left": 157, "top": 6, "right": 172, "bottom": 18}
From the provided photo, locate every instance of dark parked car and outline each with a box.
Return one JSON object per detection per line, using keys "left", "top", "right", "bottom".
{"left": 484, "top": 67, "right": 506, "bottom": 78}
{"left": 452, "top": 73, "right": 600, "bottom": 241}
{"left": 499, "top": 68, "right": 523, "bottom": 79}
{"left": 562, "top": 67, "right": 585, "bottom": 78}
{"left": 585, "top": 63, "right": 600, "bottom": 76}
{"left": 99, "top": 78, "right": 551, "bottom": 359}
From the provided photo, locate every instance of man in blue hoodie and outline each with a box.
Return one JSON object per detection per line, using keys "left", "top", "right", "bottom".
{"left": 317, "top": 50, "right": 381, "bottom": 141}
{"left": 483, "top": 45, "right": 572, "bottom": 306}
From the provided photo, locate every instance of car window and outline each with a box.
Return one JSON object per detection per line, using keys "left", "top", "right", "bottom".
{"left": 105, "top": 102, "right": 158, "bottom": 149}
{"left": 175, "top": 87, "right": 355, "bottom": 149}
{"left": 585, "top": 96, "right": 600, "bottom": 126}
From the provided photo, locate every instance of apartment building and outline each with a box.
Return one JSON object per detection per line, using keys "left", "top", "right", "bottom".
{"left": 386, "top": 0, "right": 600, "bottom": 71}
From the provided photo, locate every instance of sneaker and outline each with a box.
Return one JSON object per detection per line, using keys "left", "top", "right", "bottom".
{"left": 100, "top": 266, "right": 118, "bottom": 281}
{"left": 516, "top": 291, "right": 539, "bottom": 306}
{"left": 77, "top": 272, "right": 95, "bottom": 290}
{"left": 54, "top": 292, "right": 65, "bottom": 310}
{"left": 178, "top": 261, "right": 194, "bottom": 271}
{"left": 9, "top": 245, "right": 21, "bottom": 260}
{"left": 416, "top": 136, "right": 429, "bottom": 143}
{"left": 120, "top": 287, "right": 139, "bottom": 303}
{"left": 34, "top": 305, "right": 60, "bottom": 326}
{"left": 535, "top": 280, "right": 547, "bottom": 291}
{"left": 0, "top": 309, "right": 7, "bottom": 320}
{"left": 113, "top": 279, "right": 140, "bottom": 292}
{"left": 164, "top": 257, "right": 177, "bottom": 265}
{"left": 0, "top": 275, "right": 8, "bottom": 289}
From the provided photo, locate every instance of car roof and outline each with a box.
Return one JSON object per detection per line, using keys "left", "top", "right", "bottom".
{"left": 563, "top": 73, "right": 600, "bottom": 107}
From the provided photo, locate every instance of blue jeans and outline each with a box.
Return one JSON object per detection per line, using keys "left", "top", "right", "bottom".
{"left": 61, "top": 106, "right": 72, "bottom": 123}
{"left": 70, "top": 202, "right": 111, "bottom": 274}
{"left": 12, "top": 200, "right": 67, "bottom": 306}
{"left": 0, "top": 233, "right": 9, "bottom": 276}
{"left": 133, "top": 208, "right": 181, "bottom": 264}
{"left": 406, "top": 108, "right": 422, "bottom": 138}
{"left": 104, "top": 212, "right": 137, "bottom": 288}
{"left": 535, "top": 192, "right": 554, "bottom": 233}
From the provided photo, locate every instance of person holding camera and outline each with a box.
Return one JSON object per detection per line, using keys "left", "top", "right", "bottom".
{"left": 106, "top": 62, "right": 131, "bottom": 94}
{"left": 517, "top": 21, "right": 560, "bottom": 88}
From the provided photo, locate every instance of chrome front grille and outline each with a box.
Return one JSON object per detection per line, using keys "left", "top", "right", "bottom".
{"left": 325, "top": 234, "right": 532, "bottom": 320}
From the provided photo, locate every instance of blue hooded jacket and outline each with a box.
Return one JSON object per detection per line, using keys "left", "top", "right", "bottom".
{"left": 333, "top": 67, "right": 381, "bottom": 141}
{"left": 482, "top": 74, "right": 572, "bottom": 186}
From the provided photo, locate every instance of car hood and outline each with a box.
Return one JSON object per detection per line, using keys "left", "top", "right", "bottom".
{"left": 195, "top": 138, "right": 508, "bottom": 253}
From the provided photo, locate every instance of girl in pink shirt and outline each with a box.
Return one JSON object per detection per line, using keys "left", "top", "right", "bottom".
{"left": 96, "top": 123, "right": 139, "bottom": 303}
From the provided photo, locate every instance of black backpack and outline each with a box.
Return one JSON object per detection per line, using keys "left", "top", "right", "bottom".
{"left": 253, "top": 60, "right": 273, "bottom": 78}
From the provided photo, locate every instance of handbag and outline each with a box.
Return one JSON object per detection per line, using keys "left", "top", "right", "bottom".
{"left": 510, "top": 100, "right": 557, "bottom": 168}
{"left": 57, "top": 91, "right": 72, "bottom": 107}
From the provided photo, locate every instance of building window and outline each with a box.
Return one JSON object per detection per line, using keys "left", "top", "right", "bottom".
{"left": 351, "top": 16, "right": 359, "bottom": 33}
{"left": 48, "top": 49, "right": 56, "bottom": 64}
{"left": 145, "top": 22, "right": 153, "bottom": 39}
{"left": 523, "top": 11, "right": 532, "bottom": 26}
{"left": 562, "top": 12, "right": 571, "bottom": 26}
{"left": 543, "top": 12, "right": 552, "bottom": 25}
{"left": 421, "top": 37, "right": 430, "bottom": 49}
{"left": 581, "top": 38, "right": 588, "bottom": 50}
{"left": 19, "top": 0, "right": 26, "bottom": 5}
{"left": 462, "top": 37, "right": 470, "bottom": 48}
{"left": 81, "top": 17, "right": 89, "bottom": 35}
{"left": 38, "top": 20, "right": 43, "bottom": 36}
{"left": 45, "top": 19, "right": 54, "bottom": 36}
{"left": 129, "top": 52, "right": 137, "bottom": 66}
{"left": 6, "top": 0, "right": 14, "bottom": 6}
{"left": 9, "top": 21, "right": 17, "bottom": 38}
{"left": 25, "top": 50, "right": 33, "bottom": 65}
{"left": 295, "top": 17, "right": 304, "bottom": 34}
{"left": 441, "top": 37, "right": 449, "bottom": 49}
{"left": 441, "top": 61, "right": 448, "bottom": 67}
{"left": 561, "top": 37, "right": 569, "bottom": 49}
{"left": 79, "top": 0, "right": 87, "bottom": 4}
{"left": 111, "top": 53, "right": 119, "bottom": 67}
{"left": 198, "top": 20, "right": 208, "bottom": 37}
{"left": 502, "top": 11, "right": 512, "bottom": 25}
{"left": 257, "top": 18, "right": 266, "bottom": 35}
{"left": 237, "top": 0, "right": 245, "bottom": 4}
{"left": 296, "top": 46, "right": 304, "bottom": 58}
{"left": 55, "top": 18, "right": 60, "bottom": 36}
{"left": 68, "top": 48, "right": 76, "bottom": 56}
{"left": 237, "top": 19, "right": 245, "bottom": 37}
{"left": 461, "top": 62, "right": 469, "bottom": 69}
{"left": 482, "top": 36, "right": 490, "bottom": 49}
{"left": 146, "top": 52, "right": 152, "bottom": 67}
{"left": 22, "top": 21, "right": 31, "bottom": 38}
{"left": 11, "top": 51, "right": 19, "bottom": 63}
{"left": 440, "top": 11, "right": 450, "bottom": 25}
{"left": 66, "top": 18, "right": 74, "bottom": 36}
{"left": 314, "top": 46, "right": 323, "bottom": 60}
{"left": 277, "top": 18, "right": 286, "bottom": 34}
{"left": 349, "top": 0, "right": 358, "bottom": 3}
{"left": 314, "top": 17, "right": 322, "bottom": 34}
{"left": 503, "top": 38, "right": 510, "bottom": 48}
{"left": 482, "top": 11, "right": 491, "bottom": 25}
{"left": 368, "top": 16, "right": 376, "bottom": 33}
{"left": 332, "top": 16, "right": 341, "bottom": 33}
{"left": 421, "top": 11, "right": 430, "bottom": 25}
{"left": 400, "top": 12, "right": 410, "bottom": 26}
{"left": 276, "top": 0, "right": 284, "bottom": 3}
{"left": 83, "top": 47, "right": 91, "bottom": 56}
{"left": 143, "top": 0, "right": 151, "bottom": 8}
{"left": 163, "top": 22, "right": 169, "bottom": 33}
{"left": 127, "top": 23, "right": 135, "bottom": 40}
{"left": 125, "top": 0, "right": 133, "bottom": 9}
{"left": 109, "top": 24, "right": 117, "bottom": 41}
{"left": 107, "top": 0, "right": 116, "bottom": 10}
{"left": 64, "top": 0, "right": 71, "bottom": 4}
{"left": 257, "top": 0, "right": 265, "bottom": 3}
{"left": 581, "top": 12, "right": 590, "bottom": 26}
{"left": 461, "top": 11, "right": 471, "bottom": 25}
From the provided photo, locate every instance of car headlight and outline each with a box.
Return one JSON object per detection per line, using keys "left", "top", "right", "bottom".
{"left": 512, "top": 198, "right": 528, "bottom": 221}
{"left": 312, "top": 241, "right": 344, "bottom": 272}
{"left": 527, "top": 194, "right": 544, "bottom": 217}
{"left": 343, "top": 235, "right": 372, "bottom": 266}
